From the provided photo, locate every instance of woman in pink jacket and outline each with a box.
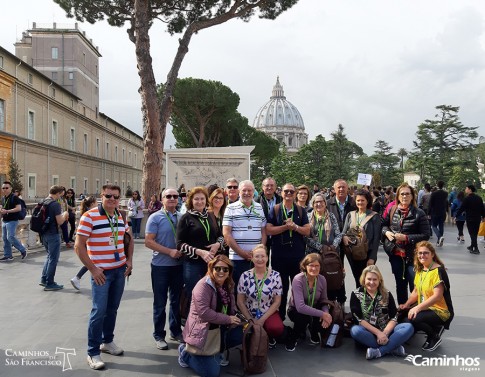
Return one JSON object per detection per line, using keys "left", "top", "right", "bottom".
{"left": 178, "top": 255, "right": 243, "bottom": 377}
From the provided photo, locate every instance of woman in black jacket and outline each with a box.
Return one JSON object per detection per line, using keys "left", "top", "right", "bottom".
{"left": 456, "top": 184, "right": 485, "bottom": 254}
{"left": 382, "top": 183, "right": 430, "bottom": 305}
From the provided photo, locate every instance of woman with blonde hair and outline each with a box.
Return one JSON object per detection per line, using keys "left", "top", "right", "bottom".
{"left": 350, "top": 265, "right": 414, "bottom": 360}
{"left": 400, "top": 241, "right": 454, "bottom": 352}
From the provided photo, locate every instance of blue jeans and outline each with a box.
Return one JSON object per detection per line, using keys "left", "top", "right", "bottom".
{"left": 131, "top": 217, "right": 142, "bottom": 235}
{"left": 389, "top": 255, "right": 415, "bottom": 305}
{"left": 181, "top": 326, "right": 243, "bottom": 377}
{"left": 2, "top": 220, "right": 26, "bottom": 257}
{"left": 350, "top": 323, "right": 414, "bottom": 355}
{"left": 88, "top": 265, "right": 126, "bottom": 356}
{"left": 431, "top": 214, "right": 445, "bottom": 239}
{"left": 41, "top": 233, "right": 61, "bottom": 285}
{"left": 151, "top": 264, "right": 183, "bottom": 340}
{"left": 183, "top": 261, "right": 207, "bottom": 302}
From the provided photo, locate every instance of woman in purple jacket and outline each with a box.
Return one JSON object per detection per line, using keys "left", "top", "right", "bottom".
{"left": 285, "top": 253, "right": 333, "bottom": 351}
{"left": 178, "top": 255, "right": 242, "bottom": 377}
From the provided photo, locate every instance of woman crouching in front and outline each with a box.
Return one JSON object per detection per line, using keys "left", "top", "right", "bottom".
{"left": 178, "top": 255, "right": 242, "bottom": 377}
{"left": 350, "top": 265, "right": 414, "bottom": 360}
{"left": 285, "top": 253, "right": 333, "bottom": 352}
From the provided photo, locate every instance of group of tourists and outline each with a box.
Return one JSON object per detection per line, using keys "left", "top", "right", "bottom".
{"left": 0, "top": 176, "right": 466, "bottom": 375}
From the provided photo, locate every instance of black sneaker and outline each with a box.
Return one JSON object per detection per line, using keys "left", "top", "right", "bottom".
{"left": 467, "top": 245, "right": 473, "bottom": 251}
{"left": 470, "top": 247, "right": 481, "bottom": 255}
{"left": 39, "top": 280, "right": 47, "bottom": 287}
{"left": 21, "top": 251, "right": 27, "bottom": 260}
{"left": 0, "top": 256, "right": 14, "bottom": 262}
{"left": 285, "top": 340, "right": 297, "bottom": 352}
{"left": 422, "top": 335, "right": 442, "bottom": 351}
{"left": 310, "top": 332, "right": 320, "bottom": 345}
{"left": 44, "top": 283, "right": 64, "bottom": 291}
{"left": 268, "top": 337, "right": 277, "bottom": 349}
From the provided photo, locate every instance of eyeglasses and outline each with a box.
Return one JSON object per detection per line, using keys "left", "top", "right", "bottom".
{"left": 104, "top": 194, "right": 120, "bottom": 200}
{"left": 307, "top": 264, "right": 320, "bottom": 269}
{"left": 313, "top": 201, "right": 324, "bottom": 206}
{"left": 400, "top": 192, "right": 412, "bottom": 196}
{"left": 417, "top": 251, "right": 431, "bottom": 256}
{"left": 1, "top": 187, "right": 10, "bottom": 190}
{"left": 226, "top": 186, "right": 238, "bottom": 190}
{"left": 213, "top": 266, "right": 230, "bottom": 273}
{"left": 214, "top": 196, "right": 224, "bottom": 200}
{"left": 164, "top": 194, "right": 179, "bottom": 199}
{"left": 283, "top": 190, "right": 295, "bottom": 194}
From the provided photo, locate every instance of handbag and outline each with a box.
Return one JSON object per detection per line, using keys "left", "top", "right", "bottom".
{"left": 185, "top": 327, "right": 221, "bottom": 356}
{"left": 129, "top": 208, "right": 137, "bottom": 218}
{"left": 479, "top": 222, "right": 485, "bottom": 237}
{"left": 305, "top": 237, "right": 323, "bottom": 254}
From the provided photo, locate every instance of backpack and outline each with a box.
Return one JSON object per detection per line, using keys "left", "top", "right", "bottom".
{"left": 30, "top": 199, "right": 55, "bottom": 234}
{"left": 344, "top": 212, "right": 376, "bottom": 261}
{"left": 241, "top": 321, "right": 268, "bottom": 374}
{"left": 320, "top": 300, "right": 345, "bottom": 348}
{"left": 320, "top": 246, "right": 344, "bottom": 291}
{"left": 18, "top": 198, "right": 27, "bottom": 220}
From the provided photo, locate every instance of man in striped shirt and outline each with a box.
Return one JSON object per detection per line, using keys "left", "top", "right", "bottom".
{"left": 75, "top": 184, "right": 134, "bottom": 370}
{"left": 223, "top": 180, "right": 267, "bottom": 289}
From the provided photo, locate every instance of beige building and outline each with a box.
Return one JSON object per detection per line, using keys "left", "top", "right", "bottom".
{"left": 0, "top": 23, "right": 143, "bottom": 199}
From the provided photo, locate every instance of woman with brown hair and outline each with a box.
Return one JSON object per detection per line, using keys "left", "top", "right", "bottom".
{"left": 400, "top": 241, "right": 454, "bottom": 352}
{"left": 178, "top": 255, "right": 242, "bottom": 376}
{"left": 285, "top": 253, "right": 332, "bottom": 351}
{"left": 177, "top": 186, "right": 224, "bottom": 306}
{"left": 295, "top": 185, "right": 311, "bottom": 212}
{"left": 382, "top": 183, "right": 430, "bottom": 305}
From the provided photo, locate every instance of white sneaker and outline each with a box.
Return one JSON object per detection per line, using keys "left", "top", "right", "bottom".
{"left": 100, "top": 341, "right": 124, "bottom": 356}
{"left": 438, "top": 237, "right": 444, "bottom": 247}
{"left": 87, "top": 355, "right": 105, "bottom": 370}
{"left": 70, "top": 276, "right": 81, "bottom": 290}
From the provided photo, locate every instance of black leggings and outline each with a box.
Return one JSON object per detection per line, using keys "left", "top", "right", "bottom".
{"left": 68, "top": 212, "right": 76, "bottom": 240}
{"left": 410, "top": 309, "right": 445, "bottom": 338}
{"left": 456, "top": 221, "right": 465, "bottom": 237}
{"left": 467, "top": 220, "right": 480, "bottom": 248}
{"left": 287, "top": 306, "right": 325, "bottom": 341}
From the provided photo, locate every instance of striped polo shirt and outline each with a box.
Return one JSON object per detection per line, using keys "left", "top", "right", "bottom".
{"left": 77, "top": 206, "right": 128, "bottom": 269}
{"left": 223, "top": 200, "right": 266, "bottom": 261}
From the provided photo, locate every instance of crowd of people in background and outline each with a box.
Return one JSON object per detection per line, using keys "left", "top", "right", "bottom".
{"left": 3, "top": 176, "right": 481, "bottom": 374}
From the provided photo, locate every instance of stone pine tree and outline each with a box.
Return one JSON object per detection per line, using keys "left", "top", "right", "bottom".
{"left": 7, "top": 157, "right": 23, "bottom": 193}
{"left": 370, "top": 140, "right": 401, "bottom": 187}
{"left": 55, "top": 0, "right": 299, "bottom": 198}
{"left": 408, "top": 105, "right": 478, "bottom": 184}
{"left": 397, "top": 148, "right": 408, "bottom": 169}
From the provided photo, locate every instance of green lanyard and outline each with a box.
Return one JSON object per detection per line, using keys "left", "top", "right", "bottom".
{"left": 3, "top": 195, "right": 10, "bottom": 210}
{"left": 198, "top": 217, "right": 210, "bottom": 241}
{"left": 222, "top": 305, "right": 228, "bottom": 314}
{"left": 282, "top": 204, "right": 294, "bottom": 237}
{"left": 361, "top": 288, "right": 377, "bottom": 317}
{"left": 305, "top": 274, "right": 317, "bottom": 308}
{"left": 104, "top": 207, "right": 119, "bottom": 251}
{"left": 253, "top": 269, "right": 268, "bottom": 309}
{"left": 316, "top": 213, "right": 326, "bottom": 243}
{"left": 356, "top": 212, "right": 366, "bottom": 228}
{"left": 163, "top": 210, "right": 177, "bottom": 238}
{"left": 417, "top": 262, "right": 434, "bottom": 302}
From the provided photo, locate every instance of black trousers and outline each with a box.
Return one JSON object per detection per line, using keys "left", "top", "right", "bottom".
{"left": 409, "top": 309, "right": 445, "bottom": 338}
{"left": 467, "top": 220, "right": 480, "bottom": 248}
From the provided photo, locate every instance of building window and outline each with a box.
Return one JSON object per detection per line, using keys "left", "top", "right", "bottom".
{"left": 28, "top": 174, "right": 36, "bottom": 198}
{"left": 28, "top": 73, "right": 33, "bottom": 85}
{"left": 128, "top": 151, "right": 132, "bottom": 165}
{"left": 83, "top": 52, "right": 86, "bottom": 66}
{"left": 27, "top": 110, "right": 34, "bottom": 139}
{"left": 51, "top": 87, "right": 56, "bottom": 98}
{"left": 95, "top": 64, "right": 98, "bottom": 76}
{"left": 115, "top": 146, "right": 118, "bottom": 162}
{"left": 122, "top": 148, "right": 125, "bottom": 164}
{"left": 96, "top": 179, "right": 100, "bottom": 195}
{"left": 68, "top": 72, "right": 73, "bottom": 80}
{"left": 51, "top": 120, "right": 58, "bottom": 146}
{"left": 105, "top": 142, "right": 110, "bottom": 159}
{"left": 83, "top": 178, "right": 88, "bottom": 194}
{"left": 52, "top": 175, "right": 59, "bottom": 186}
{"left": 83, "top": 133, "right": 88, "bottom": 154}
{"left": 70, "top": 128, "right": 75, "bottom": 151}
{"left": 70, "top": 177, "right": 76, "bottom": 190}
{"left": 52, "top": 47, "right": 58, "bottom": 59}
{"left": 52, "top": 72, "right": 58, "bottom": 80}
{"left": 95, "top": 138, "right": 100, "bottom": 157}
{"left": 70, "top": 99, "right": 74, "bottom": 108}
{"left": 0, "top": 56, "right": 3, "bottom": 69}
{"left": 0, "top": 99, "right": 5, "bottom": 131}
{"left": 134, "top": 153, "right": 137, "bottom": 168}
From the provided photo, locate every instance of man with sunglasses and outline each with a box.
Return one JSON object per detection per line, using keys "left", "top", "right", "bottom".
{"left": 145, "top": 188, "right": 183, "bottom": 351}
{"left": 75, "top": 184, "right": 134, "bottom": 370}
{"left": 0, "top": 181, "right": 27, "bottom": 261}
{"left": 266, "top": 183, "right": 310, "bottom": 320}
{"left": 225, "top": 178, "right": 240, "bottom": 204}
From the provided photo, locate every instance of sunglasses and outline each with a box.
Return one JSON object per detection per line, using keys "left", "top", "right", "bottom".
{"left": 164, "top": 194, "right": 179, "bottom": 199}
{"left": 104, "top": 194, "right": 120, "bottom": 199}
{"left": 283, "top": 190, "right": 295, "bottom": 194}
{"left": 213, "top": 266, "right": 230, "bottom": 273}
{"left": 226, "top": 185, "right": 238, "bottom": 190}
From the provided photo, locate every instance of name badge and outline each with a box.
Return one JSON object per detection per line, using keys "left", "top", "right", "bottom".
{"left": 369, "top": 315, "right": 377, "bottom": 325}
{"left": 248, "top": 225, "right": 253, "bottom": 230}
{"left": 109, "top": 237, "right": 115, "bottom": 246}
{"left": 255, "top": 309, "right": 262, "bottom": 319}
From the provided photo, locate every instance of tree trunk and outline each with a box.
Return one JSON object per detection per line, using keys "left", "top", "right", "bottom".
{"left": 134, "top": 0, "right": 164, "bottom": 198}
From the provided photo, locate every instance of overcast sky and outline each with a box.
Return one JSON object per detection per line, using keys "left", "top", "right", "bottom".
{"left": 1, "top": 0, "right": 484, "bottom": 155}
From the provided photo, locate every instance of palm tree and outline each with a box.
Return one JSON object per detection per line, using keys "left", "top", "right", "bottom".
{"left": 397, "top": 148, "right": 408, "bottom": 169}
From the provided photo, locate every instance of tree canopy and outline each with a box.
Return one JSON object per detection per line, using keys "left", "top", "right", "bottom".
{"left": 54, "top": 0, "right": 299, "bottom": 197}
